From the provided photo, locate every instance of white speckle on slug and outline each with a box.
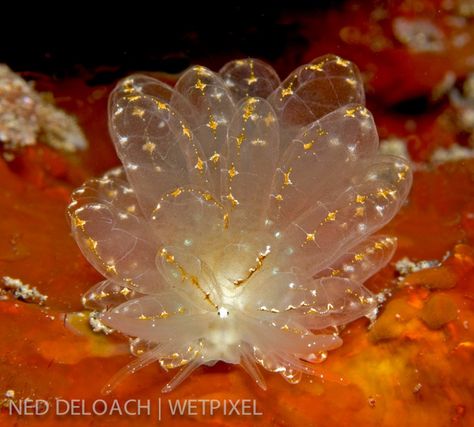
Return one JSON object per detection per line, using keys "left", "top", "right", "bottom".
{"left": 217, "top": 307, "right": 230, "bottom": 318}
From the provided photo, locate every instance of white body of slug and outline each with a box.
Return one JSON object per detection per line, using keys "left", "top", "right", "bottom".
{"left": 68, "top": 55, "right": 412, "bottom": 392}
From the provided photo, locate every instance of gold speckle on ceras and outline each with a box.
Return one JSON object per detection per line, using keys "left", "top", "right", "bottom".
{"left": 236, "top": 133, "right": 245, "bottom": 147}
{"left": 207, "top": 116, "right": 218, "bottom": 135}
{"left": 344, "top": 108, "right": 357, "bottom": 118}
{"left": 307, "top": 62, "right": 325, "bottom": 72}
{"left": 228, "top": 163, "right": 238, "bottom": 179}
{"left": 126, "top": 95, "right": 141, "bottom": 102}
{"left": 86, "top": 237, "right": 98, "bottom": 255}
{"left": 281, "top": 79, "right": 295, "bottom": 98}
{"left": 397, "top": 164, "right": 409, "bottom": 182}
{"left": 223, "top": 213, "right": 230, "bottom": 229}
{"left": 171, "top": 188, "right": 183, "bottom": 198}
{"left": 358, "top": 106, "right": 370, "bottom": 118}
{"left": 107, "top": 189, "right": 118, "bottom": 200}
{"left": 374, "top": 241, "right": 386, "bottom": 250}
{"left": 301, "top": 210, "right": 338, "bottom": 248}
{"left": 376, "top": 188, "right": 397, "bottom": 200}
{"left": 226, "top": 193, "right": 239, "bottom": 207}
{"left": 345, "top": 77, "right": 357, "bottom": 87}
{"left": 132, "top": 107, "right": 145, "bottom": 118}
{"left": 142, "top": 140, "right": 156, "bottom": 154}
{"left": 283, "top": 168, "right": 293, "bottom": 186}
{"left": 181, "top": 123, "right": 192, "bottom": 140}
{"left": 274, "top": 167, "right": 293, "bottom": 203}
{"left": 194, "top": 66, "right": 209, "bottom": 76}
{"left": 138, "top": 314, "right": 151, "bottom": 320}
{"left": 243, "top": 98, "right": 258, "bottom": 121}
{"left": 246, "top": 75, "right": 258, "bottom": 85}
{"left": 345, "top": 105, "right": 370, "bottom": 119}
{"left": 122, "top": 79, "right": 135, "bottom": 94}
{"left": 245, "top": 60, "right": 258, "bottom": 85}
{"left": 209, "top": 152, "right": 220, "bottom": 164}
{"left": 73, "top": 215, "right": 86, "bottom": 231}
{"left": 194, "top": 79, "right": 207, "bottom": 92}
{"left": 194, "top": 157, "right": 204, "bottom": 172}
{"left": 160, "top": 248, "right": 175, "bottom": 264}
{"left": 106, "top": 262, "right": 118, "bottom": 275}
{"left": 336, "top": 56, "right": 351, "bottom": 67}
{"left": 95, "top": 290, "right": 110, "bottom": 300}
{"left": 324, "top": 210, "right": 337, "bottom": 222}
{"left": 154, "top": 100, "right": 169, "bottom": 110}
{"left": 303, "top": 128, "right": 328, "bottom": 150}
{"left": 120, "top": 287, "right": 131, "bottom": 296}
{"left": 202, "top": 192, "right": 213, "bottom": 201}
{"left": 263, "top": 112, "right": 276, "bottom": 127}
{"left": 123, "top": 278, "right": 136, "bottom": 287}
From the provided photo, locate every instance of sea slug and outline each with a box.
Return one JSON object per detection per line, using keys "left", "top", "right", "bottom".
{"left": 68, "top": 55, "right": 412, "bottom": 392}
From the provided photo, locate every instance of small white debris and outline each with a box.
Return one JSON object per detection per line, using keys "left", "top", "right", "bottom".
{"left": 2, "top": 276, "right": 48, "bottom": 304}
{"left": 36, "top": 101, "right": 88, "bottom": 152}
{"left": 366, "top": 288, "right": 392, "bottom": 325}
{"left": 393, "top": 17, "right": 445, "bottom": 53}
{"left": 2, "top": 152, "right": 14, "bottom": 162}
{"left": 430, "top": 143, "right": 474, "bottom": 164}
{"left": 374, "top": 288, "right": 392, "bottom": 304}
{"left": 89, "top": 311, "right": 114, "bottom": 335}
{"left": 448, "top": 74, "right": 474, "bottom": 148}
{"left": 395, "top": 257, "right": 441, "bottom": 277}
{"left": 432, "top": 71, "right": 456, "bottom": 101}
{"left": 366, "top": 307, "right": 379, "bottom": 325}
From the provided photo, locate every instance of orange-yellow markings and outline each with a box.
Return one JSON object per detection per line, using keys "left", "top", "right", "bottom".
{"left": 245, "top": 60, "right": 258, "bottom": 85}
{"left": 234, "top": 247, "right": 271, "bottom": 287}
{"left": 160, "top": 248, "right": 217, "bottom": 309}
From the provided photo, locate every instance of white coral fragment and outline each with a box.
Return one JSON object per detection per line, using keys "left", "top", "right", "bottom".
{"left": 2, "top": 276, "right": 48, "bottom": 304}
{"left": 430, "top": 143, "right": 474, "bottom": 163}
{"left": 393, "top": 17, "right": 445, "bottom": 52}
{"left": 0, "top": 65, "right": 87, "bottom": 153}
{"left": 89, "top": 311, "right": 114, "bottom": 335}
{"left": 395, "top": 257, "right": 441, "bottom": 277}
{"left": 68, "top": 55, "right": 412, "bottom": 392}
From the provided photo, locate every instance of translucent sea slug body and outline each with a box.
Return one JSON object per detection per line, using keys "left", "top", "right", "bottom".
{"left": 68, "top": 55, "right": 412, "bottom": 392}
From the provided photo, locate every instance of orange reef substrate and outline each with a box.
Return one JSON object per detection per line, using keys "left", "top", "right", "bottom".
{"left": 0, "top": 83, "right": 472, "bottom": 427}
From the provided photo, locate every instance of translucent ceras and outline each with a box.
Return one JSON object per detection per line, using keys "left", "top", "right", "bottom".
{"left": 68, "top": 55, "right": 412, "bottom": 392}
